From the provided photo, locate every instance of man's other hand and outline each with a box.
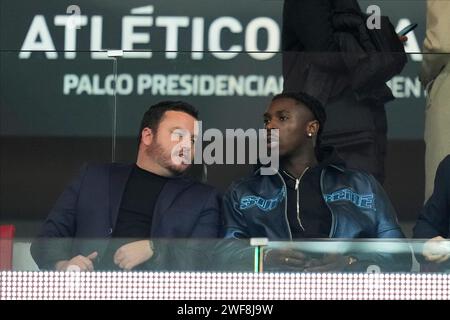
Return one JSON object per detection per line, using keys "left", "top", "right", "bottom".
{"left": 423, "top": 236, "right": 450, "bottom": 263}
{"left": 114, "top": 240, "right": 154, "bottom": 271}
{"left": 55, "top": 251, "right": 98, "bottom": 271}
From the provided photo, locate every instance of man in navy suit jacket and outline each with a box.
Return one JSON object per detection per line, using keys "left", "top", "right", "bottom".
{"left": 31, "top": 101, "right": 221, "bottom": 271}
{"left": 414, "top": 155, "right": 450, "bottom": 270}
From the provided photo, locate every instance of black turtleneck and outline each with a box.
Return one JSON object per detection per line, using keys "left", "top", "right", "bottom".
{"left": 113, "top": 164, "right": 168, "bottom": 238}
{"left": 99, "top": 165, "right": 168, "bottom": 270}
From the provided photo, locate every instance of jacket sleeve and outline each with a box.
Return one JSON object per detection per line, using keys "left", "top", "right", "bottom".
{"left": 371, "top": 175, "right": 406, "bottom": 239}
{"left": 223, "top": 184, "right": 250, "bottom": 239}
{"left": 30, "top": 164, "right": 88, "bottom": 270}
{"left": 148, "top": 186, "right": 223, "bottom": 272}
{"left": 190, "top": 187, "right": 222, "bottom": 238}
{"left": 352, "top": 174, "right": 412, "bottom": 271}
{"left": 211, "top": 184, "right": 254, "bottom": 271}
{"left": 420, "top": 1, "right": 450, "bottom": 86}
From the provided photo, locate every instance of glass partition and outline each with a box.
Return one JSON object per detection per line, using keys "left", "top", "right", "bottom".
{"left": 261, "top": 240, "right": 415, "bottom": 273}
{"left": 5, "top": 238, "right": 450, "bottom": 274}
{"left": 2, "top": 238, "right": 450, "bottom": 300}
{"left": 1, "top": 0, "right": 450, "bottom": 301}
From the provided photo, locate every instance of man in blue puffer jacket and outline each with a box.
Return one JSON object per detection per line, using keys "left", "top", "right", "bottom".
{"left": 221, "top": 92, "right": 411, "bottom": 272}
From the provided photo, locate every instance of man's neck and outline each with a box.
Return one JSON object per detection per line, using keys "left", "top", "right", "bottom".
{"left": 281, "top": 150, "right": 318, "bottom": 178}
{"left": 136, "top": 158, "right": 173, "bottom": 177}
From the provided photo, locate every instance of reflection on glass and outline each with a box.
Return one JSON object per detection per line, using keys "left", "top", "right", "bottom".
{"left": 5, "top": 237, "right": 450, "bottom": 274}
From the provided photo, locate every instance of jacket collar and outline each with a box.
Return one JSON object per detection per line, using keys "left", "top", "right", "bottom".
{"left": 254, "top": 147, "right": 346, "bottom": 176}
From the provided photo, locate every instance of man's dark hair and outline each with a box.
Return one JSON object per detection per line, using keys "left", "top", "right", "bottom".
{"left": 272, "top": 92, "right": 327, "bottom": 136}
{"left": 138, "top": 100, "right": 199, "bottom": 145}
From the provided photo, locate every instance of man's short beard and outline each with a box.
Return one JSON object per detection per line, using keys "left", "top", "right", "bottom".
{"left": 146, "top": 136, "right": 188, "bottom": 176}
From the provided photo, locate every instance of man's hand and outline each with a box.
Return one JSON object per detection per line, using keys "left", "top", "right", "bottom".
{"left": 303, "top": 254, "right": 356, "bottom": 272}
{"left": 264, "top": 249, "right": 311, "bottom": 270}
{"left": 423, "top": 236, "right": 450, "bottom": 263}
{"left": 55, "top": 251, "right": 98, "bottom": 271}
{"left": 114, "top": 240, "right": 154, "bottom": 271}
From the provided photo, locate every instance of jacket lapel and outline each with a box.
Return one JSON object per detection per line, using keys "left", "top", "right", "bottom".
{"left": 151, "top": 177, "right": 193, "bottom": 237}
{"left": 109, "top": 164, "right": 133, "bottom": 231}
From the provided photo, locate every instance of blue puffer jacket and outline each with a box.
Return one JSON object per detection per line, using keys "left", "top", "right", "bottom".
{"left": 222, "top": 150, "right": 412, "bottom": 271}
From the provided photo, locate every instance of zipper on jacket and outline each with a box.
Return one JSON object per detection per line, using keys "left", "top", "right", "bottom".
{"left": 296, "top": 167, "right": 309, "bottom": 231}
{"left": 268, "top": 165, "right": 339, "bottom": 239}
{"left": 282, "top": 167, "right": 310, "bottom": 232}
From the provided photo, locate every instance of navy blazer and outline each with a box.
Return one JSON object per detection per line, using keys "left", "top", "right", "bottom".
{"left": 414, "top": 155, "right": 450, "bottom": 239}
{"left": 31, "top": 163, "right": 222, "bottom": 269}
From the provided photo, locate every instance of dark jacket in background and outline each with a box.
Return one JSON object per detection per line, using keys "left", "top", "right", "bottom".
{"left": 413, "top": 155, "right": 450, "bottom": 269}
{"left": 282, "top": 0, "right": 397, "bottom": 105}
{"left": 30, "top": 163, "right": 222, "bottom": 271}
{"left": 282, "top": 0, "right": 407, "bottom": 183}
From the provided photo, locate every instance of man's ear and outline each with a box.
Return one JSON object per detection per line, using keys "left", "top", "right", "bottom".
{"left": 141, "top": 127, "right": 154, "bottom": 146}
{"left": 307, "top": 120, "right": 320, "bottom": 137}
